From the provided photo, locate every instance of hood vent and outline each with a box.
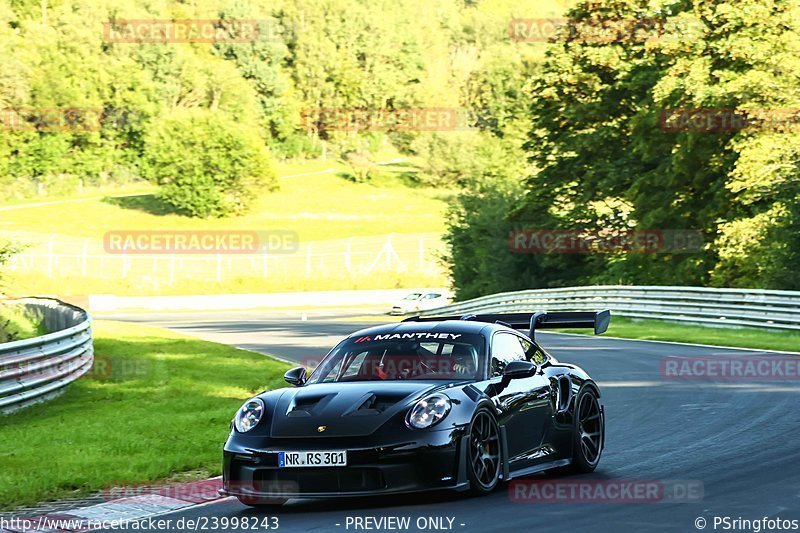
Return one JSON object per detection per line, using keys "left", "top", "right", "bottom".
{"left": 286, "top": 393, "right": 336, "bottom": 417}
{"left": 344, "top": 392, "right": 412, "bottom": 417}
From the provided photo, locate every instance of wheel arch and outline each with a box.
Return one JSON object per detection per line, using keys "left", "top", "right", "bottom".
{"left": 580, "top": 379, "right": 601, "bottom": 399}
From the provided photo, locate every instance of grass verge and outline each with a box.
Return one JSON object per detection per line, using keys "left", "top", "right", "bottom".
{"left": 557, "top": 316, "right": 800, "bottom": 353}
{"left": 0, "top": 320, "right": 291, "bottom": 511}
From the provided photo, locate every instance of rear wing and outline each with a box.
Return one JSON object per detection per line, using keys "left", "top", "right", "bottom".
{"left": 403, "top": 310, "right": 611, "bottom": 341}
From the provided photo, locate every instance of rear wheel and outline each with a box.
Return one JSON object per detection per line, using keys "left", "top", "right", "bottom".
{"left": 466, "top": 409, "right": 501, "bottom": 494}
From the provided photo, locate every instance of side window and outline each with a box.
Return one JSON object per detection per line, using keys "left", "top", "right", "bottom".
{"left": 340, "top": 351, "right": 369, "bottom": 378}
{"left": 319, "top": 356, "right": 345, "bottom": 382}
{"left": 491, "top": 333, "right": 527, "bottom": 377}
{"left": 519, "top": 338, "right": 547, "bottom": 365}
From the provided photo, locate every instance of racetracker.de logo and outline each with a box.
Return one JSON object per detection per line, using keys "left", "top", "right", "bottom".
{"left": 104, "top": 479, "right": 297, "bottom": 503}
{"left": 0, "top": 107, "right": 102, "bottom": 132}
{"left": 103, "top": 19, "right": 265, "bottom": 43}
{"left": 660, "top": 108, "right": 800, "bottom": 133}
{"left": 103, "top": 230, "right": 298, "bottom": 255}
{"left": 509, "top": 17, "right": 666, "bottom": 43}
{"left": 300, "top": 108, "right": 467, "bottom": 132}
{"left": 509, "top": 479, "right": 703, "bottom": 503}
{"left": 508, "top": 229, "right": 703, "bottom": 254}
{"left": 661, "top": 357, "right": 800, "bottom": 381}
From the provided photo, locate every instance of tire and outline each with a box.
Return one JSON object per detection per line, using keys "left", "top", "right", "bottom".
{"left": 236, "top": 495, "right": 287, "bottom": 508}
{"left": 556, "top": 384, "right": 604, "bottom": 475}
{"left": 465, "top": 408, "right": 502, "bottom": 495}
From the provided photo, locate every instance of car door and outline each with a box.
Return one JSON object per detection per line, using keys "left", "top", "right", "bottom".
{"left": 489, "top": 332, "right": 553, "bottom": 469}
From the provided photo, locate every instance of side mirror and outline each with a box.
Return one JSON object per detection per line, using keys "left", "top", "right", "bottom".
{"left": 502, "top": 360, "right": 537, "bottom": 381}
{"left": 284, "top": 366, "right": 307, "bottom": 386}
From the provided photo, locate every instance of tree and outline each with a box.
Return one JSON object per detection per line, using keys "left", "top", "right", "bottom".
{"left": 143, "top": 109, "right": 277, "bottom": 218}
{"left": 446, "top": 0, "right": 800, "bottom": 295}
{"left": 703, "top": 1, "right": 800, "bottom": 289}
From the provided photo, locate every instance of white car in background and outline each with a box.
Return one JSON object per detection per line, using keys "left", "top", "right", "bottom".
{"left": 390, "top": 291, "right": 452, "bottom": 315}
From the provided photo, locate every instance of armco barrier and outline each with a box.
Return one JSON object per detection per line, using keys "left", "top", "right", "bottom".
{"left": 416, "top": 286, "right": 800, "bottom": 331}
{"left": 0, "top": 297, "right": 93, "bottom": 413}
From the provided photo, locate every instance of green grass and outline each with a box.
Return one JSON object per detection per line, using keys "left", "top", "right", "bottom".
{"left": 0, "top": 304, "right": 47, "bottom": 343}
{"left": 0, "top": 183, "right": 156, "bottom": 209}
{"left": 10, "top": 270, "right": 446, "bottom": 297}
{"left": 557, "top": 316, "right": 800, "bottom": 353}
{"left": 0, "top": 159, "right": 449, "bottom": 242}
{"left": 0, "top": 320, "right": 291, "bottom": 510}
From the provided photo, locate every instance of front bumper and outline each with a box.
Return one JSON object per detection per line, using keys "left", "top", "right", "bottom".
{"left": 222, "top": 428, "right": 468, "bottom": 499}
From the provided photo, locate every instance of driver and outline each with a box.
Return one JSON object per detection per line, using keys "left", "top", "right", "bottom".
{"left": 451, "top": 344, "right": 475, "bottom": 376}
{"left": 379, "top": 341, "right": 425, "bottom": 379}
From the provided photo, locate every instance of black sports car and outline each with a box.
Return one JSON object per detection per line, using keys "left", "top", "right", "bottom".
{"left": 221, "top": 310, "right": 610, "bottom": 506}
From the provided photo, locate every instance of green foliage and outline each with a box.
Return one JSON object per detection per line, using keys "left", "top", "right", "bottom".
{"left": 446, "top": 0, "right": 800, "bottom": 295}
{"left": 0, "top": 0, "right": 557, "bottom": 205}
{"left": 442, "top": 133, "right": 538, "bottom": 299}
{"left": 0, "top": 303, "right": 46, "bottom": 343}
{"left": 0, "top": 239, "right": 22, "bottom": 288}
{"left": 3, "top": 0, "right": 794, "bottom": 291}
{"left": 712, "top": 203, "right": 800, "bottom": 290}
{"left": 413, "top": 132, "right": 525, "bottom": 187}
{"left": 143, "top": 110, "right": 277, "bottom": 218}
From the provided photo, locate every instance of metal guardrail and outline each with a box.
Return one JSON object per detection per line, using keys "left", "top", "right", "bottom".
{"left": 417, "top": 285, "right": 800, "bottom": 331}
{"left": 0, "top": 298, "right": 93, "bottom": 414}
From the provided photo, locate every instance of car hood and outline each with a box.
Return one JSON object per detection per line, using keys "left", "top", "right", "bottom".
{"left": 267, "top": 381, "right": 439, "bottom": 438}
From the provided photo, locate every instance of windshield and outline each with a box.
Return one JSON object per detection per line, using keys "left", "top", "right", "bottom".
{"left": 307, "top": 332, "right": 485, "bottom": 383}
{"left": 402, "top": 293, "right": 423, "bottom": 300}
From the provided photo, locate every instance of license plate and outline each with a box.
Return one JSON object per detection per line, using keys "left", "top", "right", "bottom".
{"left": 278, "top": 450, "right": 347, "bottom": 468}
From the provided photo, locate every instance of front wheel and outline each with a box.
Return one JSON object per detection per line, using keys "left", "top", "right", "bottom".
{"left": 567, "top": 385, "right": 604, "bottom": 473}
{"left": 466, "top": 409, "right": 502, "bottom": 494}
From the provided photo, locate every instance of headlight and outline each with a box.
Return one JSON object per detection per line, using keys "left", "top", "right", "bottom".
{"left": 234, "top": 398, "right": 265, "bottom": 433}
{"left": 406, "top": 394, "right": 451, "bottom": 429}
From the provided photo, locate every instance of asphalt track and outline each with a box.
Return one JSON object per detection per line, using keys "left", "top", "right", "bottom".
{"left": 102, "top": 310, "right": 800, "bottom": 533}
